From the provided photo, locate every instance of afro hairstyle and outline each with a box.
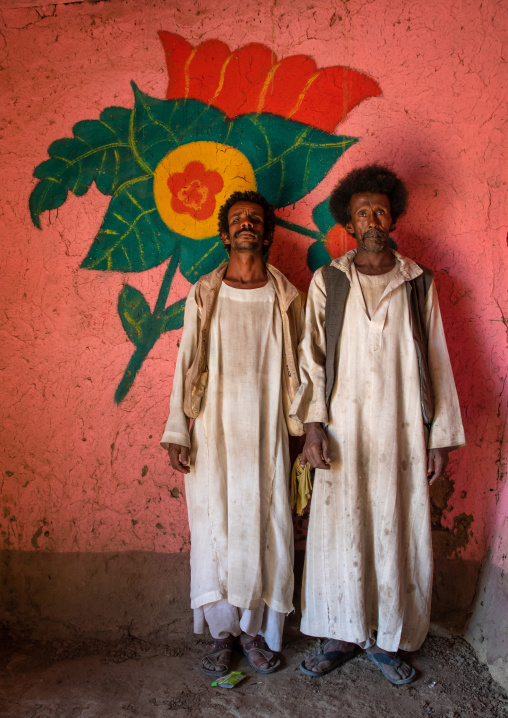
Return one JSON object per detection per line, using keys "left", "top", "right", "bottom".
{"left": 329, "top": 164, "right": 408, "bottom": 228}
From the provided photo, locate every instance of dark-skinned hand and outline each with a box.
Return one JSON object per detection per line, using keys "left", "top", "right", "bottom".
{"left": 300, "top": 422, "right": 331, "bottom": 470}
{"left": 168, "top": 443, "right": 190, "bottom": 474}
{"left": 427, "top": 447, "right": 450, "bottom": 485}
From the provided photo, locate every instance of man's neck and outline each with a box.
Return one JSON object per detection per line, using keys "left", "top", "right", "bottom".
{"left": 353, "top": 248, "right": 396, "bottom": 276}
{"left": 223, "top": 251, "right": 268, "bottom": 288}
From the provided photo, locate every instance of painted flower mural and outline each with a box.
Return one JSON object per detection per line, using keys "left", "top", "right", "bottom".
{"left": 166, "top": 161, "right": 224, "bottom": 222}
{"left": 29, "top": 33, "right": 381, "bottom": 401}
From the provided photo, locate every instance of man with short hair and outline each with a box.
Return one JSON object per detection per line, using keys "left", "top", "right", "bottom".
{"left": 291, "top": 165, "right": 465, "bottom": 684}
{"left": 161, "top": 190, "right": 304, "bottom": 676}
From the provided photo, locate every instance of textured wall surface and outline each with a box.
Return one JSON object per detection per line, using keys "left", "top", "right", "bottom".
{"left": 0, "top": 0, "right": 506, "bottom": 686}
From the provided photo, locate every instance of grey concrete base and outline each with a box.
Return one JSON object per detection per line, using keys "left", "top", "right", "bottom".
{"left": 1, "top": 549, "right": 481, "bottom": 642}
{"left": 431, "top": 557, "right": 481, "bottom": 629}
{"left": 0, "top": 550, "right": 193, "bottom": 641}
{"left": 465, "top": 558, "right": 508, "bottom": 691}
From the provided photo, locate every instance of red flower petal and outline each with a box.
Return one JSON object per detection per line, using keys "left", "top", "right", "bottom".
{"left": 161, "top": 33, "right": 232, "bottom": 104}
{"left": 159, "top": 32, "right": 193, "bottom": 99}
{"left": 180, "top": 161, "right": 207, "bottom": 182}
{"left": 167, "top": 161, "right": 224, "bottom": 221}
{"left": 260, "top": 55, "right": 318, "bottom": 117}
{"left": 159, "top": 32, "right": 381, "bottom": 132}
{"left": 289, "top": 66, "right": 381, "bottom": 132}
{"left": 203, "top": 169, "right": 224, "bottom": 194}
{"left": 212, "top": 44, "right": 276, "bottom": 116}
{"left": 325, "top": 224, "right": 357, "bottom": 258}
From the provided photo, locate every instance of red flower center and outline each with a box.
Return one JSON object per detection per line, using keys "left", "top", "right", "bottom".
{"left": 167, "top": 161, "right": 224, "bottom": 221}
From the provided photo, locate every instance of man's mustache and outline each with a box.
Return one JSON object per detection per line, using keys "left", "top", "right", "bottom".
{"left": 234, "top": 228, "right": 258, "bottom": 239}
{"left": 361, "top": 228, "right": 389, "bottom": 240}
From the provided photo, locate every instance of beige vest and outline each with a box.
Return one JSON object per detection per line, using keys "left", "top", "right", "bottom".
{"left": 183, "top": 262, "right": 305, "bottom": 436}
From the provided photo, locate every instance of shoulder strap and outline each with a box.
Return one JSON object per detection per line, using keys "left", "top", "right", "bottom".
{"left": 322, "top": 264, "right": 351, "bottom": 409}
{"left": 406, "top": 264, "right": 434, "bottom": 427}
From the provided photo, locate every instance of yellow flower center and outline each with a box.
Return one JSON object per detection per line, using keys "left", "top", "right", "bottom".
{"left": 154, "top": 141, "right": 256, "bottom": 240}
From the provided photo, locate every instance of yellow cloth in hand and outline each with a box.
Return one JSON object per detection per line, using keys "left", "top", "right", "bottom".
{"left": 290, "top": 454, "right": 313, "bottom": 516}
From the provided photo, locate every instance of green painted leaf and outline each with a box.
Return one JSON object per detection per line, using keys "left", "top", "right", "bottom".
{"left": 80, "top": 176, "right": 177, "bottom": 272}
{"left": 118, "top": 284, "right": 153, "bottom": 348}
{"left": 179, "top": 236, "right": 229, "bottom": 283}
{"left": 118, "top": 284, "right": 185, "bottom": 350}
{"left": 312, "top": 197, "right": 336, "bottom": 236}
{"left": 307, "top": 241, "right": 332, "bottom": 273}
{"left": 30, "top": 107, "right": 141, "bottom": 228}
{"left": 306, "top": 198, "right": 334, "bottom": 271}
{"left": 131, "top": 87, "right": 357, "bottom": 209}
{"left": 224, "top": 114, "right": 356, "bottom": 207}
{"left": 131, "top": 85, "right": 228, "bottom": 171}
{"left": 160, "top": 299, "right": 186, "bottom": 333}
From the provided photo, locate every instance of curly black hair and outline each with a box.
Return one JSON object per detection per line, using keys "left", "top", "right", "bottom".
{"left": 217, "top": 190, "right": 276, "bottom": 256}
{"left": 329, "top": 164, "right": 408, "bottom": 228}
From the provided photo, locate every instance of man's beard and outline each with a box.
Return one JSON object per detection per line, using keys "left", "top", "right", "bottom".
{"left": 357, "top": 228, "right": 389, "bottom": 253}
{"left": 231, "top": 229, "right": 263, "bottom": 253}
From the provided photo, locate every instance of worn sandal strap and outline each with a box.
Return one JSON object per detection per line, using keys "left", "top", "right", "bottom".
{"left": 212, "top": 638, "right": 234, "bottom": 651}
{"left": 317, "top": 650, "right": 353, "bottom": 662}
{"left": 369, "top": 652, "right": 402, "bottom": 668}
{"left": 242, "top": 635, "right": 270, "bottom": 651}
{"left": 202, "top": 639, "right": 233, "bottom": 672}
{"left": 251, "top": 647, "right": 273, "bottom": 662}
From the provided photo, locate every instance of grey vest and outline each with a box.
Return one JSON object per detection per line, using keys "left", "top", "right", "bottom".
{"left": 322, "top": 262, "right": 435, "bottom": 428}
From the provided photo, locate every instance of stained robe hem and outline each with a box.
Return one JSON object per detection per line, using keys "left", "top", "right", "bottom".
{"left": 300, "top": 620, "right": 429, "bottom": 653}
{"left": 191, "top": 590, "right": 292, "bottom": 614}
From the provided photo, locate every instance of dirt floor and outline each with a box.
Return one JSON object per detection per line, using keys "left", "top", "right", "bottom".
{"left": 1, "top": 623, "right": 507, "bottom": 718}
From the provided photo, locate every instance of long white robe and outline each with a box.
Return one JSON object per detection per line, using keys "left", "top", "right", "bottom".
{"left": 290, "top": 251, "right": 465, "bottom": 652}
{"left": 161, "top": 280, "right": 294, "bottom": 618}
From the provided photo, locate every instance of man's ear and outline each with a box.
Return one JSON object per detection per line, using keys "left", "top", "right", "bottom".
{"left": 390, "top": 222, "right": 396, "bottom": 232}
{"left": 221, "top": 232, "right": 230, "bottom": 246}
{"left": 345, "top": 221, "right": 356, "bottom": 237}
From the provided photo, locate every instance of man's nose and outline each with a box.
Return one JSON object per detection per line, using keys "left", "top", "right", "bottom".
{"left": 241, "top": 218, "right": 253, "bottom": 228}
{"left": 368, "top": 212, "right": 380, "bottom": 227}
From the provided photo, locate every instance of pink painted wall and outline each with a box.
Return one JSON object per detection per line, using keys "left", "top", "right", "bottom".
{"left": 0, "top": 0, "right": 506, "bottom": 678}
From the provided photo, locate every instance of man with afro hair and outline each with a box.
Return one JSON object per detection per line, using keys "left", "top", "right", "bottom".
{"left": 291, "top": 164, "right": 465, "bottom": 684}
{"left": 161, "top": 190, "right": 304, "bottom": 678}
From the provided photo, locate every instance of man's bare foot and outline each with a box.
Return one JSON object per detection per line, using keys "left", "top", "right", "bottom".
{"left": 300, "top": 639, "right": 357, "bottom": 677}
{"left": 366, "top": 644, "right": 416, "bottom": 685}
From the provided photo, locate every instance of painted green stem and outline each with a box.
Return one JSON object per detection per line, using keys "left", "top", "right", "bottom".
{"left": 114, "top": 248, "right": 181, "bottom": 403}
{"left": 153, "top": 248, "right": 180, "bottom": 316}
{"left": 274, "top": 216, "right": 322, "bottom": 240}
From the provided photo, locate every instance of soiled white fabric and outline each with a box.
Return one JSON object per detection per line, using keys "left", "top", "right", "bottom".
{"left": 162, "top": 279, "right": 294, "bottom": 616}
{"left": 194, "top": 599, "right": 285, "bottom": 651}
{"left": 357, "top": 264, "right": 398, "bottom": 319}
{"left": 291, "top": 251, "right": 465, "bottom": 652}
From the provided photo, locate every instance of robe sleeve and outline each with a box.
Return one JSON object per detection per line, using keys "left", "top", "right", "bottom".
{"left": 290, "top": 268, "right": 329, "bottom": 425}
{"left": 425, "top": 281, "right": 466, "bottom": 450}
{"left": 160, "top": 285, "right": 199, "bottom": 450}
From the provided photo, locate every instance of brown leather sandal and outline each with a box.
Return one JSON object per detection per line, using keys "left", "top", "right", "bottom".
{"left": 240, "top": 634, "right": 281, "bottom": 674}
{"left": 201, "top": 637, "right": 234, "bottom": 677}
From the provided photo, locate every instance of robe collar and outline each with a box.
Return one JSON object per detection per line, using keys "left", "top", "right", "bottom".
{"left": 331, "top": 249, "right": 424, "bottom": 284}
{"left": 196, "top": 261, "right": 300, "bottom": 312}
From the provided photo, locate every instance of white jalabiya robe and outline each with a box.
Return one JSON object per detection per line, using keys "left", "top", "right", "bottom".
{"left": 290, "top": 251, "right": 465, "bottom": 652}
{"left": 161, "top": 280, "right": 294, "bottom": 639}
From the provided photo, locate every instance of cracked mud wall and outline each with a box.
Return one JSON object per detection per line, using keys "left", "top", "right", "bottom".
{"left": 0, "top": 0, "right": 507, "bottom": 687}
